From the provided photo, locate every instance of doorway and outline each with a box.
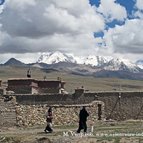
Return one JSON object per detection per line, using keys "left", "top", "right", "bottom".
{"left": 97, "top": 104, "right": 102, "bottom": 120}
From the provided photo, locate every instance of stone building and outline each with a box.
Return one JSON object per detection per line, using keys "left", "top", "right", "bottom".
{"left": 7, "top": 78, "right": 38, "bottom": 94}
{"left": 38, "top": 80, "right": 65, "bottom": 94}
{"left": 7, "top": 78, "right": 66, "bottom": 94}
{"left": 0, "top": 79, "right": 4, "bottom": 95}
{"left": 0, "top": 79, "right": 2, "bottom": 87}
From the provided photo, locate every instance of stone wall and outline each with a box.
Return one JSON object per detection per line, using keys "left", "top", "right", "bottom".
{"left": 15, "top": 101, "right": 104, "bottom": 127}
{"left": 7, "top": 79, "right": 37, "bottom": 94}
{"left": 1, "top": 91, "right": 143, "bottom": 127}
{"left": 0, "top": 88, "right": 4, "bottom": 95}
{"left": 15, "top": 91, "right": 143, "bottom": 121}
{"left": 0, "top": 96, "right": 17, "bottom": 127}
{"left": 94, "top": 92, "right": 143, "bottom": 120}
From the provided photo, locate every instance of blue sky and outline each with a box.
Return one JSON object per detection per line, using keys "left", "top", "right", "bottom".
{"left": 0, "top": 0, "right": 5, "bottom": 5}
{"left": 90, "top": 0, "right": 136, "bottom": 17}
{"left": 91, "top": 0, "right": 136, "bottom": 35}
{"left": 0, "top": 0, "right": 143, "bottom": 63}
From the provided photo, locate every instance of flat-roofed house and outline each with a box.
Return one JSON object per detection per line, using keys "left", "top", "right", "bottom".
{"left": 7, "top": 78, "right": 38, "bottom": 94}
{"left": 38, "top": 80, "right": 66, "bottom": 94}
{"left": 0, "top": 79, "right": 3, "bottom": 95}
{"left": 6, "top": 78, "right": 66, "bottom": 94}
{"left": 0, "top": 79, "right": 2, "bottom": 87}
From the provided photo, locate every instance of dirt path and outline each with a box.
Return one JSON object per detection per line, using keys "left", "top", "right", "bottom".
{"left": 0, "top": 123, "right": 143, "bottom": 143}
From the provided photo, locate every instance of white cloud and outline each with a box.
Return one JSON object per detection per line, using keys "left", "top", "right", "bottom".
{"left": 0, "top": 6, "right": 4, "bottom": 14}
{"left": 5, "top": 0, "right": 36, "bottom": 11}
{"left": 133, "top": 0, "right": 143, "bottom": 19}
{"left": 97, "top": 0, "right": 127, "bottom": 21}
{"left": 1, "top": 0, "right": 105, "bottom": 36}
{"left": 0, "top": 0, "right": 143, "bottom": 63}
{"left": 135, "top": 0, "right": 143, "bottom": 10}
{"left": 134, "top": 11, "right": 143, "bottom": 19}
{"left": 0, "top": 0, "right": 105, "bottom": 56}
{"left": 104, "top": 19, "right": 143, "bottom": 56}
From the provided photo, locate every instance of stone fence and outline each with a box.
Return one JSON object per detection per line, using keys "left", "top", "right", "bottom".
{"left": 14, "top": 91, "right": 143, "bottom": 121}
{"left": 1, "top": 91, "right": 143, "bottom": 127}
{"left": 15, "top": 101, "right": 104, "bottom": 127}
{"left": 0, "top": 96, "right": 17, "bottom": 127}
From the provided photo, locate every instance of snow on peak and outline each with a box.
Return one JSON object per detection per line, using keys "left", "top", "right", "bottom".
{"left": 37, "top": 51, "right": 141, "bottom": 72}
{"left": 104, "top": 58, "right": 139, "bottom": 72}
{"left": 38, "top": 52, "right": 107, "bottom": 67}
{"left": 136, "top": 60, "right": 143, "bottom": 69}
{"left": 37, "top": 51, "right": 76, "bottom": 64}
{"left": 37, "top": 52, "right": 51, "bottom": 63}
{"left": 84, "top": 55, "right": 107, "bottom": 66}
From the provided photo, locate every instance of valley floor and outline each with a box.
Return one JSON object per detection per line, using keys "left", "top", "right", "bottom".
{"left": 1, "top": 66, "right": 143, "bottom": 93}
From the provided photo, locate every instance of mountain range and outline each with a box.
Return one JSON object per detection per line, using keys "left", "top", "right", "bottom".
{"left": 2, "top": 51, "right": 143, "bottom": 80}
{"left": 37, "top": 51, "right": 142, "bottom": 72}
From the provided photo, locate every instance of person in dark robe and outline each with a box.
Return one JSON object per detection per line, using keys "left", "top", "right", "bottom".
{"left": 27, "top": 68, "right": 31, "bottom": 78}
{"left": 44, "top": 107, "right": 53, "bottom": 133}
{"left": 77, "top": 106, "right": 89, "bottom": 133}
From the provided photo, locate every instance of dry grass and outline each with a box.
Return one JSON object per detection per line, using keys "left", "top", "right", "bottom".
{"left": 0, "top": 66, "right": 143, "bottom": 93}
{"left": 0, "top": 121, "right": 143, "bottom": 143}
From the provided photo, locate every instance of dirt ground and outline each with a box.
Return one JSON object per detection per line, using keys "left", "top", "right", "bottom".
{"left": 0, "top": 121, "right": 143, "bottom": 143}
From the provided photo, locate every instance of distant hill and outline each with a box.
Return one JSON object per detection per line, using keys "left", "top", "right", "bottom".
{"left": 94, "top": 70, "right": 143, "bottom": 80}
{"left": 4, "top": 58, "right": 26, "bottom": 66}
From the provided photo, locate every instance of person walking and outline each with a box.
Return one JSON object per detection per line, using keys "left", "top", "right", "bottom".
{"left": 77, "top": 106, "right": 89, "bottom": 133}
{"left": 44, "top": 107, "right": 53, "bottom": 133}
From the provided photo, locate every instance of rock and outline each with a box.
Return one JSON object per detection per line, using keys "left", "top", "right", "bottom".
{"left": 36, "top": 137, "right": 52, "bottom": 143}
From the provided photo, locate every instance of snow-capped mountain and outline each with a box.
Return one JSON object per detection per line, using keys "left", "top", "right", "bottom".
{"left": 104, "top": 58, "right": 140, "bottom": 73}
{"left": 37, "top": 51, "right": 76, "bottom": 64}
{"left": 136, "top": 60, "right": 143, "bottom": 69}
{"left": 37, "top": 52, "right": 108, "bottom": 67}
{"left": 37, "top": 51, "right": 141, "bottom": 73}
{"left": 2, "top": 52, "right": 143, "bottom": 80}
{"left": 84, "top": 55, "right": 107, "bottom": 67}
